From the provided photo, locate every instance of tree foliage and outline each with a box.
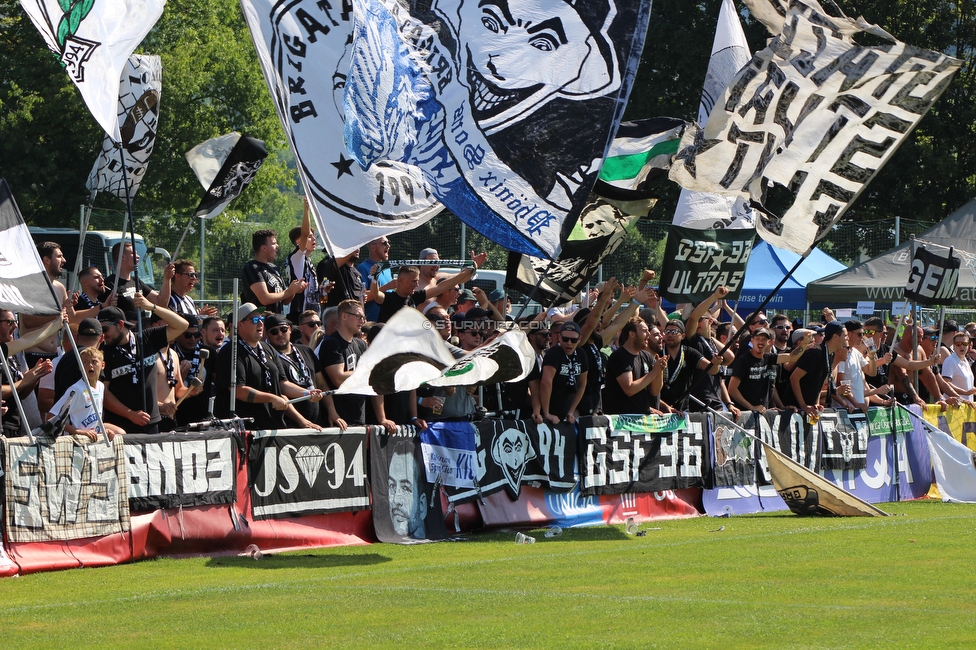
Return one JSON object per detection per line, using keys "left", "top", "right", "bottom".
{"left": 0, "top": 0, "right": 291, "bottom": 226}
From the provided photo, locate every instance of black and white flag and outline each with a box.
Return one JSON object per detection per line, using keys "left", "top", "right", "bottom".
{"left": 820, "top": 409, "right": 868, "bottom": 472}
{"left": 186, "top": 133, "right": 268, "bottom": 219}
{"left": 712, "top": 411, "right": 758, "bottom": 488}
{"left": 659, "top": 225, "right": 756, "bottom": 304}
{"left": 3, "top": 435, "right": 130, "bottom": 543}
{"left": 669, "top": 0, "right": 961, "bottom": 254}
{"left": 0, "top": 180, "right": 63, "bottom": 315}
{"left": 86, "top": 54, "right": 162, "bottom": 200}
{"left": 506, "top": 194, "right": 651, "bottom": 305}
{"left": 240, "top": 0, "right": 442, "bottom": 257}
{"left": 579, "top": 414, "right": 708, "bottom": 496}
{"left": 20, "top": 0, "right": 166, "bottom": 142}
{"left": 123, "top": 430, "right": 238, "bottom": 512}
{"left": 904, "top": 246, "right": 961, "bottom": 306}
{"left": 446, "top": 419, "right": 577, "bottom": 503}
{"left": 371, "top": 427, "right": 448, "bottom": 544}
{"left": 248, "top": 428, "right": 369, "bottom": 520}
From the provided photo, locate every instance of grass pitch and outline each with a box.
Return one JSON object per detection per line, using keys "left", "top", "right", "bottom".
{"left": 1, "top": 500, "right": 975, "bottom": 648}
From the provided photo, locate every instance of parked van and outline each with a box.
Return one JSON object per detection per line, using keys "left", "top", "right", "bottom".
{"left": 28, "top": 228, "right": 169, "bottom": 289}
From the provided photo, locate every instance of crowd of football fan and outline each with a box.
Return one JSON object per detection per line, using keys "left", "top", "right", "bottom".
{"left": 4, "top": 203, "right": 973, "bottom": 438}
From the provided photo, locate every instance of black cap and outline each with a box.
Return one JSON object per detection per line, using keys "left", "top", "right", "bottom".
{"left": 77, "top": 318, "right": 102, "bottom": 338}
{"left": 97, "top": 306, "right": 131, "bottom": 327}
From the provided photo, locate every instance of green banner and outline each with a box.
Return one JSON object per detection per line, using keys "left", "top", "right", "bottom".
{"left": 659, "top": 225, "right": 756, "bottom": 304}
{"left": 866, "top": 406, "right": 913, "bottom": 437}
{"left": 608, "top": 413, "right": 687, "bottom": 433}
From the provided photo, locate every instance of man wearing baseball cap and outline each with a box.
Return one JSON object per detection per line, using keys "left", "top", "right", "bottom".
{"left": 98, "top": 293, "right": 187, "bottom": 434}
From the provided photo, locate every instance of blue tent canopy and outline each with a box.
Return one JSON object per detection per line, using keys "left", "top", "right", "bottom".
{"left": 734, "top": 241, "right": 846, "bottom": 312}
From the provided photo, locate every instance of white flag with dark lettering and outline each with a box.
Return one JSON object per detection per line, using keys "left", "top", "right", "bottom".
{"left": 20, "top": 0, "right": 166, "bottom": 142}
{"left": 0, "top": 180, "right": 63, "bottom": 316}
{"left": 86, "top": 53, "right": 162, "bottom": 200}
{"left": 669, "top": 0, "right": 961, "bottom": 254}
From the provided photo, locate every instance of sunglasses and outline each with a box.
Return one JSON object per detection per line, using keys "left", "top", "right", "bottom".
{"left": 182, "top": 331, "right": 202, "bottom": 338}
{"left": 178, "top": 271, "right": 199, "bottom": 279}
{"left": 248, "top": 316, "right": 265, "bottom": 324}
{"left": 464, "top": 330, "right": 484, "bottom": 337}
{"left": 925, "top": 335, "right": 939, "bottom": 341}
{"left": 302, "top": 320, "right": 322, "bottom": 328}
{"left": 268, "top": 326, "right": 290, "bottom": 335}
{"left": 863, "top": 329, "right": 878, "bottom": 336}
{"left": 561, "top": 336, "right": 579, "bottom": 343}
{"left": 755, "top": 319, "right": 769, "bottom": 325}
{"left": 955, "top": 341, "right": 970, "bottom": 347}
{"left": 0, "top": 319, "right": 16, "bottom": 326}
{"left": 773, "top": 324, "right": 791, "bottom": 330}
{"left": 664, "top": 329, "right": 682, "bottom": 335}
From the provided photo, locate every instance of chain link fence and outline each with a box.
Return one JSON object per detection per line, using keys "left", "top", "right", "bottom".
{"left": 74, "top": 205, "right": 970, "bottom": 320}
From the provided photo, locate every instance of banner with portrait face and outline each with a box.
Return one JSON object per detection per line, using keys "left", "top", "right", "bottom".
{"left": 371, "top": 427, "right": 449, "bottom": 543}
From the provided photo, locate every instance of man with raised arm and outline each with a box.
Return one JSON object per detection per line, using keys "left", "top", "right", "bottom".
{"left": 98, "top": 293, "right": 187, "bottom": 434}
{"left": 241, "top": 229, "right": 306, "bottom": 315}
{"left": 370, "top": 252, "right": 488, "bottom": 323}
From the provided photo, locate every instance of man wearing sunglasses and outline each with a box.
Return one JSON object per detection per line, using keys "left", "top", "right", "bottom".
{"left": 885, "top": 326, "right": 947, "bottom": 408}
{"left": 174, "top": 314, "right": 211, "bottom": 425}
{"left": 215, "top": 303, "right": 322, "bottom": 430}
{"left": 98, "top": 294, "right": 187, "bottom": 434}
{"left": 167, "top": 260, "right": 215, "bottom": 319}
{"left": 357, "top": 237, "right": 394, "bottom": 321}
{"left": 683, "top": 286, "right": 734, "bottom": 413}
{"left": 318, "top": 299, "right": 369, "bottom": 425}
{"left": 265, "top": 314, "right": 337, "bottom": 425}
{"left": 535, "top": 321, "right": 588, "bottom": 424}
{"left": 660, "top": 318, "right": 722, "bottom": 413}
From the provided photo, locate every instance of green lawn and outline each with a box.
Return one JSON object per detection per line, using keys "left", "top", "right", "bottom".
{"left": 2, "top": 500, "right": 975, "bottom": 648}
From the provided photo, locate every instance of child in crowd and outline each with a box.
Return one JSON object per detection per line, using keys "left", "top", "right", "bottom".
{"left": 50, "top": 347, "right": 126, "bottom": 440}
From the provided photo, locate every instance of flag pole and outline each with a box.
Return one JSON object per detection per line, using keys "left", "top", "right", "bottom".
{"left": 170, "top": 214, "right": 195, "bottom": 261}
{"left": 70, "top": 190, "right": 97, "bottom": 294}
{"left": 117, "top": 145, "right": 148, "bottom": 413}
{"left": 229, "top": 278, "right": 240, "bottom": 414}
{"left": 0, "top": 354, "right": 33, "bottom": 443}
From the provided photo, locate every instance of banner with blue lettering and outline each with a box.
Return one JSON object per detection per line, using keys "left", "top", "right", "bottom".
{"left": 248, "top": 428, "right": 369, "bottom": 520}
{"left": 419, "top": 422, "right": 477, "bottom": 489}
{"left": 342, "top": 0, "right": 653, "bottom": 258}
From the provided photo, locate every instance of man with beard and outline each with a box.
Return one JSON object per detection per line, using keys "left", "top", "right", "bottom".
{"left": 101, "top": 242, "right": 170, "bottom": 322}
{"left": 887, "top": 325, "right": 947, "bottom": 408}
{"left": 265, "top": 313, "right": 342, "bottom": 427}
{"left": 98, "top": 294, "right": 187, "bottom": 434}
{"left": 174, "top": 314, "right": 212, "bottom": 425}
{"left": 0, "top": 307, "right": 63, "bottom": 436}
{"left": 388, "top": 442, "right": 427, "bottom": 539}
{"left": 660, "top": 319, "right": 721, "bottom": 413}
{"left": 215, "top": 303, "right": 322, "bottom": 430}
{"left": 69, "top": 266, "right": 110, "bottom": 322}
{"left": 242, "top": 229, "right": 306, "bottom": 315}
{"left": 168, "top": 260, "right": 214, "bottom": 318}
{"left": 21, "top": 242, "right": 69, "bottom": 368}
{"left": 683, "top": 286, "right": 735, "bottom": 414}
{"left": 603, "top": 317, "right": 667, "bottom": 415}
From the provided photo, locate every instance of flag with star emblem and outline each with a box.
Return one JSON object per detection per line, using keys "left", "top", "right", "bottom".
{"left": 658, "top": 225, "right": 756, "bottom": 304}
{"left": 340, "top": 0, "right": 652, "bottom": 259}
{"left": 240, "top": 0, "right": 441, "bottom": 256}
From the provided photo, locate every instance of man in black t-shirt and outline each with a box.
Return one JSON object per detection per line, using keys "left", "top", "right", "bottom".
{"left": 100, "top": 242, "right": 170, "bottom": 322}
{"left": 659, "top": 319, "right": 721, "bottom": 412}
{"left": 265, "top": 313, "right": 342, "bottom": 427}
{"left": 98, "top": 295, "right": 187, "bottom": 434}
{"left": 317, "top": 251, "right": 365, "bottom": 307}
{"left": 214, "top": 303, "right": 321, "bottom": 430}
{"left": 603, "top": 318, "right": 665, "bottom": 415}
{"left": 370, "top": 253, "right": 487, "bottom": 323}
{"left": 728, "top": 328, "right": 809, "bottom": 413}
{"left": 318, "top": 299, "right": 369, "bottom": 425}
{"left": 785, "top": 321, "right": 847, "bottom": 419}
{"left": 537, "top": 321, "right": 588, "bottom": 423}
{"left": 241, "top": 229, "right": 306, "bottom": 315}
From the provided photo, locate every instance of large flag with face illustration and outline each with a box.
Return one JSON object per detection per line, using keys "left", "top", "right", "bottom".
{"left": 341, "top": 0, "right": 652, "bottom": 258}
{"left": 86, "top": 53, "right": 161, "bottom": 200}
{"left": 20, "top": 0, "right": 166, "bottom": 143}
{"left": 240, "top": 0, "right": 443, "bottom": 257}
{"left": 0, "top": 180, "right": 64, "bottom": 315}
{"left": 669, "top": 0, "right": 961, "bottom": 254}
